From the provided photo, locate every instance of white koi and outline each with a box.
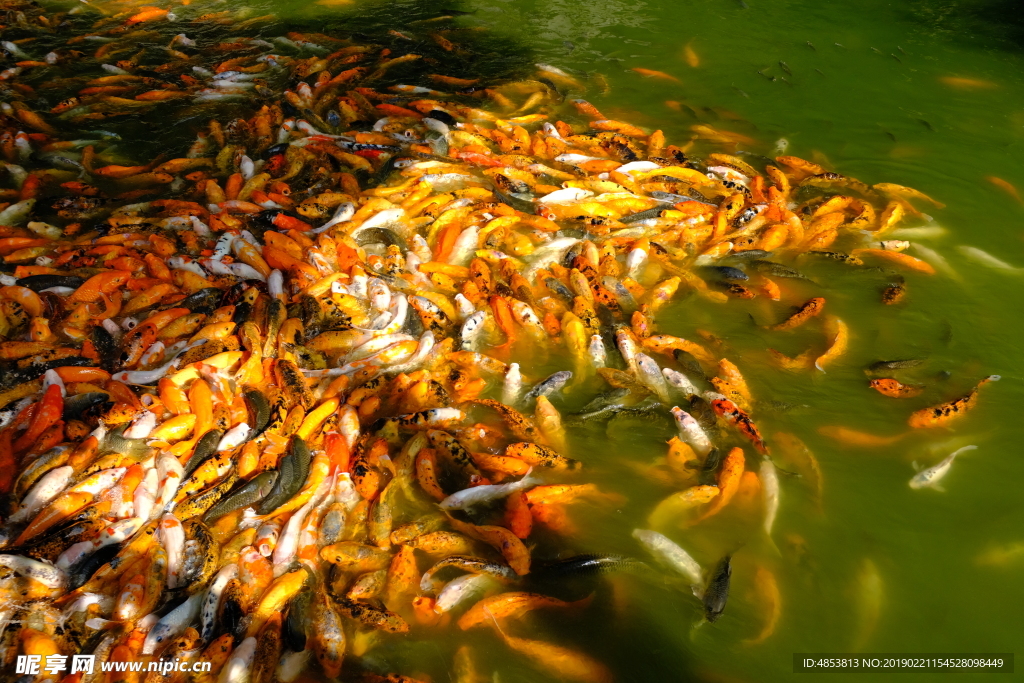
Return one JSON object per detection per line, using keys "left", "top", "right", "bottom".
{"left": 635, "top": 353, "right": 671, "bottom": 402}
{"left": 910, "top": 445, "right": 977, "bottom": 491}
{"left": 439, "top": 469, "right": 541, "bottom": 511}
{"left": 670, "top": 406, "right": 713, "bottom": 456}
{"left": 632, "top": 529, "right": 703, "bottom": 590}
{"left": 662, "top": 367, "right": 698, "bottom": 397}
{"left": 957, "top": 245, "right": 1023, "bottom": 272}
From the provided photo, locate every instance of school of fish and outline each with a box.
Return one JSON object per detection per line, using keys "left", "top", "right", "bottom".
{"left": 0, "top": 0, "right": 1004, "bottom": 680}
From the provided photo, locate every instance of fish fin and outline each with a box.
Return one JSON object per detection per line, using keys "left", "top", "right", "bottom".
{"left": 765, "top": 534, "right": 781, "bottom": 557}
{"left": 911, "top": 460, "right": 920, "bottom": 472}
{"left": 485, "top": 606, "right": 509, "bottom": 639}
{"left": 949, "top": 444, "right": 978, "bottom": 459}
{"left": 931, "top": 483, "right": 946, "bottom": 493}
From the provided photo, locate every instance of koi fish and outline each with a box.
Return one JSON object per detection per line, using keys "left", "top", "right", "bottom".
{"left": 768, "top": 297, "right": 825, "bottom": 330}
{"left": 692, "top": 447, "right": 744, "bottom": 523}
{"left": 631, "top": 67, "right": 681, "bottom": 83}
{"left": 702, "top": 555, "right": 731, "bottom": 622}
{"left": 439, "top": 470, "right": 542, "bottom": 511}
{"left": 0, "top": 11, "right": 983, "bottom": 680}
{"left": 632, "top": 528, "right": 703, "bottom": 588}
{"left": 708, "top": 392, "right": 767, "bottom": 453}
{"left": 742, "top": 565, "right": 781, "bottom": 645}
{"left": 985, "top": 176, "right": 1023, "bottom": 204}
{"left": 907, "top": 375, "right": 1000, "bottom": 428}
{"left": 939, "top": 76, "right": 998, "bottom": 89}
{"left": 647, "top": 485, "right": 720, "bottom": 529}
{"left": 814, "top": 316, "right": 848, "bottom": 371}
{"left": 956, "top": 245, "right": 1023, "bottom": 272}
{"left": 818, "top": 425, "right": 907, "bottom": 447}
{"left": 683, "top": 42, "right": 700, "bottom": 68}
{"left": 851, "top": 558, "right": 883, "bottom": 651}
{"left": 457, "top": 591, "right": 588, "bottom": 629}
{"left": 869, "top": 378, "right": 924, "bottom": 398}
{"left": 910, "top": 445, "right": 977, "bottom": 491}
{"left": 493, "top": 625, "right": 613, "bottom": 683}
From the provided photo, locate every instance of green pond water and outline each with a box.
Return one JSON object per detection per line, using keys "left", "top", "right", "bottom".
{"left": 341, "top": 1, "right": 1024, "bottom": 680}
{"left": 362, "top": 1, "right": 1024, "bottom": 681}
{"left": 17, "top": 0, "right": 1024, "bottom": 680}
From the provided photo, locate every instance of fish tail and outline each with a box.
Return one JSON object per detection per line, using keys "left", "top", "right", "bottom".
{"left": 950, "top": 444, "right": 978, "bottom": 459}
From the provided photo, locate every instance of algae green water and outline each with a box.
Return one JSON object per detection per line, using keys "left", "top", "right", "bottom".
{"left": 218, "top": 0, "right": 1023, "bottom": 679}
{"left": 16, "top": 0, "right": 1024, "bottom": 680}
{"left": 300, "top": 0, "right": 1023, "bottom": 679}
{"left": 375, "top": 0, "right": 1024, "bottom": 680}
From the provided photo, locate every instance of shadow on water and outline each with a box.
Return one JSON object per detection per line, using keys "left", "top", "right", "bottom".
{"left": 20, "top": 0, "right": 536, "bottom": 158}
{"left": 903, "top": 0, "right": 1024, "bottom": 50}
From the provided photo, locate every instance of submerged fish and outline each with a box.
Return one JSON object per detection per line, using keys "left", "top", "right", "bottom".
{"left": 851, "top": 558, "right": 883, "bottom": 651}
{"left": 910, "top": 445, "right": 977, "bottom": 491}
{"left": 632, "top": 528, "right": 703, "bottom": 588}
{"left": 526, "top": 371, "right": 573, "bottom": 400}
{"left": 0, "top": 3, "right": 981, "bottom": 679}
{"left": 956, "top": 246, "right": 1023, "bottom": 272}
{"left": 907, "top": 376, "right": 1000, "bottom": 428}
{"left": 702, "top": 555, "right": 731, "bottom": 622}
{"left": 867, "top": 359, "right": 925, "bottom": 373}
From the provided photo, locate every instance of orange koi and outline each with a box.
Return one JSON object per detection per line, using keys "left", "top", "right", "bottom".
{"left": 986, "top": 176, "right": 1023, "bottom": 204}
{"left": 505, "top": 492, "right": 533, "bottom": 539}
{"left": 13, "top": 383, "right": 62, "bottom": 453}
{"left": 458, "top": 592, "right": 588, "bottom": 630}
{"left": 716, "top": 359, "right": 752, "bottom": 405}
{"left": 589, "top": 119, "right": 647, "bottom": 137}
{"left": 773, "top": 432, "right": 823, "bottom": 510}
{"left": 939, "top": 76, "right": 998, "bottom": 90}
{"left": 489, "top": 295, "right": 517, "bottom": 349}
{"left": 571, "top": 99, "right": 605, "bottom": 119}
{"left": 882, "top": 282, "right": 906, "bottom": 305}
{"left": 692, "top": 447, "right": 744, "bottom": 523}
{"left": 66, "top": 270, "right": 132, "bottom": 304}
{"left": 631, "top": 67, "right": 681, "bottom": 83}
{"left": 767, "top": 347, "right": 815, "bottom": 370}
{"left": 768, "top": 297, "right": 825, "bottom": 331}
{"left": 446, "top": 515, "right": 531, "bottom": 575}
{"left": 710, "top": 395, "right": 767, "bottom": 454}
{"left": 742, "top": 565, "right": 781, "bottom": 645}
{"left": 642, "top": 334, "right": 716, "bottom": 365}
{"left": 493, "top": 627, "right": 612, "bottom": 683}
{"left": 869, "top": 378, "right": 924, "bottom": 398}
{"left": 430, "top": 74, "right": 479, "bottom": 87}
{"left": 693, "top": 124, "right": 757, "bottom": 146}
{"left": 647, "top": 484, "right": 719, "bottom": 529}
{"left": 851, "top": 249, "right": 935, "bottom": 274}
{"left": 814, "top": 316, "right": 849, "bottom": 371}
{"left": 127, "top": 7, "right": 170, "bottom": 24}
{"left": 683, "top": 42, "right": 700, "bottom": 68}
{"left": 873, "top": 182, "right": 946, "bottom": 209}
{"left": 504, "top": 442, "right": 580, "bottom": 470}
{"left": 907, "top": 375, "right": 1000, "bottom": 429}
{"left": 818, "top": 425, "right": 906, "bottom": 447}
